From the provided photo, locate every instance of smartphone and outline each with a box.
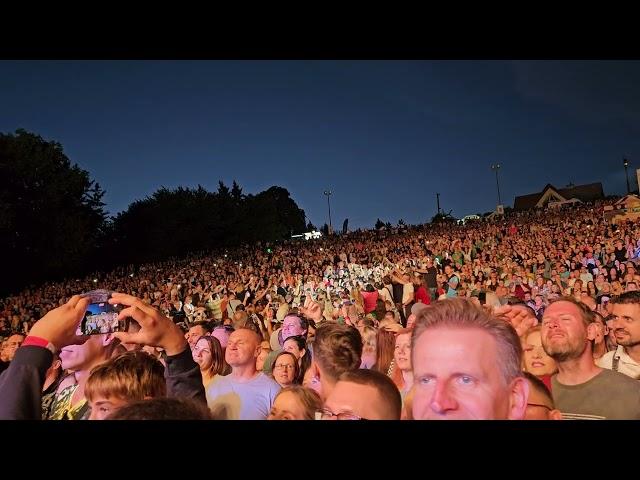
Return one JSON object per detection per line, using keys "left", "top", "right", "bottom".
{"left": 78, "top": 301, "right": 128, "bottom": 335}
{"left": 77, "top": 290, "right": 129, "bottom": 335}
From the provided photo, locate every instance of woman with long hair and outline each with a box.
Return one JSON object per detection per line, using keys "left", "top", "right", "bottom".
{"left": 387, "top": 329, "right": 413, "bottom": 398}
{"left": 372, "top": 328, "right": 396, "bottom": 376}
{"left": 192, "top": 335, "right": 230, "bottom": 389}
{"left": 282, "top": 335, "right": 311, "bottom": 384}
{"left": 360, "top": 326, "right": 377, "bottom": 369}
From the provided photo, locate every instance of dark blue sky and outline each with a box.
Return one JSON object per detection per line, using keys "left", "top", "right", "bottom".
{"left": 1, "top": 60, "right": 639, "bottom": 229}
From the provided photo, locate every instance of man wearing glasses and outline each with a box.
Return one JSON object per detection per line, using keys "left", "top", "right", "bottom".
{"left": 320, "top": 369, "right": 402, "bottom": 420}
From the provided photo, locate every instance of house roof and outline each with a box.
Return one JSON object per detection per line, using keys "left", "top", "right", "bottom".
{"left": 513, "top": 183, "right": 604, "bottom": 210}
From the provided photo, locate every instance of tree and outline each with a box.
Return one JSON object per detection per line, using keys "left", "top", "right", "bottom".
{"left": 430, "top": 211, "right": 456, "bottom": 224}
{"left": 0, "top": 129, "right": 108, "bottom": 295}
{"left": 320, "top": 223, "right": 329, "bottom": 236}
{"left": 398, "top": 219, "right": 406, "bottom": 227}
{"left": 375, "top": 218, "right": 385, "bottom": 230}
{"left": 231, "top": 180, "right": 244, "bottom": 203}
{"left": 109, "top": 184, "right": 307, "bottom": 265}
{"left": 306, "top": 221, "right": 316, "bottom": 231}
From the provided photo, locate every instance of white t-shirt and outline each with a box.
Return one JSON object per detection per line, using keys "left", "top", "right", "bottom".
{"left": 206, "top": 372, "right": 281, "bottom": 420}
{"left": 597, "top": 346, "right": 640, "bottom": 380}
{"left": 402, "top": 283, "right": 415, "bottom": 305}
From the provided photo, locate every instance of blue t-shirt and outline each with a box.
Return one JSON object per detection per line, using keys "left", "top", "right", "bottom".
{"left": 446, "top": 275, "right": 459, "bottom": 298}
{"left": 206, "top": 372, "right": 281, "bottom": 420}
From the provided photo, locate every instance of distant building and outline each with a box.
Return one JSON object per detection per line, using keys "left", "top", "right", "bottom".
{"left": 603, "top": 195, "right": 640, "bottom": 224}
{"left": 513, "top": 183, "right": 604, "bottom": 211}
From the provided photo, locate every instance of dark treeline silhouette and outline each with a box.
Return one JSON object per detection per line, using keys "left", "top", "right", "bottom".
{"left": 0, "top": 129, "right": 306, "bottom": 296}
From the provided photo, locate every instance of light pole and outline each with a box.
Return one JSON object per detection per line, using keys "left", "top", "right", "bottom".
{"left": 323, "top": 190, "right": 333, "bottom": 234}
{"left": 491, "top": 163, "right": 502, "bottom": 206}
{"left": 624, "top": 158, "right": 631, "bottom": 194}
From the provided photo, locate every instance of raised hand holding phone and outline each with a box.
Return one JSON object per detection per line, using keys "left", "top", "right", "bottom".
{"left": 108, "top": 292, "right": 188, "bottom": 356}
{"left": 29, "top": 295, "right": 91, "bottom": 350}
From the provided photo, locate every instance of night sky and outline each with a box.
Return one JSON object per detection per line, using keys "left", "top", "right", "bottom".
{"left": 1, "top": 60, "right": 639, "bottom": 229}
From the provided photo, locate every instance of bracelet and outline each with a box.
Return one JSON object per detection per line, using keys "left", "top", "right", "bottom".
{"left": 23, "top": 336, "right": 57, "bottom": 354}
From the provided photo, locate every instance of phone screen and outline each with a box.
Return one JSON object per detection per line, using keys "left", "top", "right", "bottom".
{"left": 77, "top": 302, "right": 128, "bottom": 335}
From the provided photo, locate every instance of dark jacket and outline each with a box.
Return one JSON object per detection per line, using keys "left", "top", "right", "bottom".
{"left": 0, "top": 344, "right": 205, "bottom": 420}
{"left": 164, "top": 347, "right": 206, "bottom": 404}
{"left": 0, "top": 346, "right": 52, "bottom": 420}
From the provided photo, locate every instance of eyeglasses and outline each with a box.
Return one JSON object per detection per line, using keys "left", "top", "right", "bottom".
{"left": 526, "top": 402, "right": 552, "bottom": 411}
{"left": 274, "top": 364, "right": 295, "bottom": 370}
{"left": 317, "top": 407, "right": 367, "bottom": 421}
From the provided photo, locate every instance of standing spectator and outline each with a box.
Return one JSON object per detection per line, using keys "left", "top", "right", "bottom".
{"left": 206, "top": 328, "right": 280, "bottom": 419}
{"left": 321, "top": 369, "right": 402, "bottom": 420}
{"left": 360, "top": 284, "right": 379, "bottom": 314}
{"left": 0, "top": 333, "right": 25, "bottom": 373}
{"left": 597, "top": 291, "right": 640, "bottom": 379}
{"left": 270, "top": 351, "right": 300, "bottom": 388}
{"left": 541, "top": 297, "right": 640, "bottom": 419}
{"left": 388, "top": 329, "right": 413, "bottom": 399}
{"left": 309, "top": 323, "right": 362, "bottom": 401}
{"left": 192, "top": 335, "right": 230, "bottom": 389}
{"left": 267, "top": 385, "right": 322, "bottom": 420}
{"left": 523, "top": 372, "right": 562, "bottom": 420}
{"left": 411, "top": 298, "right": 529, "bottom": 420}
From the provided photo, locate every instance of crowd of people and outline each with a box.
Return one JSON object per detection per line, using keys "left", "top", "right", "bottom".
{"left": 1, "top": 197, "right": 640, "bottom": 420}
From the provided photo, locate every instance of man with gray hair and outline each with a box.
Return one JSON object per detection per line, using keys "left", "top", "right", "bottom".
{"left": 411, "top": 298, "right": 529, "bottom": 420}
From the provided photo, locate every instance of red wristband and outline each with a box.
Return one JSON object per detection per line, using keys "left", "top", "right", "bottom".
{"left": 23, "top": 336, "right": 57, "bottom": 354}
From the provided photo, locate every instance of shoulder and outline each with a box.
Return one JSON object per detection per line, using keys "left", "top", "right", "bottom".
{"left": 254, "top": 372, "right": 279, "bottom": 386}
{"left": 207, "top": 374, "right": 232, "bottom": 392}
{"left": 597, "top": 368, "right": 640, "bottom": 391}
{"left": 596, "top": 351, "right": 614, "bottom": 368}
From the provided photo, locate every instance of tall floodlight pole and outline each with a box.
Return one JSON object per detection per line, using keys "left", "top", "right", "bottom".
{"left": 624, "top": 158, "right": 631, "bottom": 194}
{"left": 491, "top": 163, "right": 502, "bottom": 206}
{"left": 323, "top": 190, "right": 333, "bottom": 234}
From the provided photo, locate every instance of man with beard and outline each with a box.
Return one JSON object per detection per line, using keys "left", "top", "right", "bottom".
{"left": 597, "top": 291, "right": 640, "bottom": 379}
{"left": 541, "top": 297, "right": 640, "bottom": 419}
